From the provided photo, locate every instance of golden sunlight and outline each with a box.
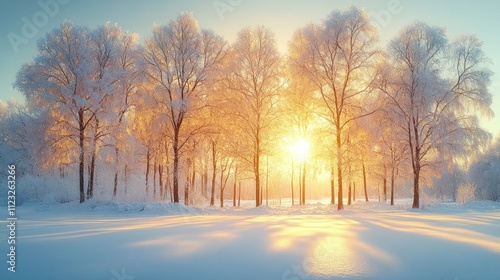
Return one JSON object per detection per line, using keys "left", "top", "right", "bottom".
{"left": 291, "top": 139, "right": 310, "bottom": 160}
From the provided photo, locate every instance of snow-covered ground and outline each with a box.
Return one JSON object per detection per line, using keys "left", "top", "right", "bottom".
{"left": 1, "top": 199, "right": 499, "bottom": 280}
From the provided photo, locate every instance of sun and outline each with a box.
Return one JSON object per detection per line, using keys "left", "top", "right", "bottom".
{"left": 291, "top": 139, "right": 310, "bottom": 160}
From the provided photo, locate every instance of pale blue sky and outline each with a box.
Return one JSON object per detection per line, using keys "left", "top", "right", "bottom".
{"left": 1, "top": 0, "right": 499, "bottom": 135}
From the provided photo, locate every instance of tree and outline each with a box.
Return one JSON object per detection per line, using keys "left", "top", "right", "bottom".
{"left": 468, "top": 137, "right": 500, "bottom": 201}
{"left": 0, "top": 100, "right": 46, "bottom": 174}
{"left": 281, "top": 64, "right": 324, "bottom": 205}
{"left": 374, "top": 110, "right": 408, "bottom": 205}
{"left": 224, "top": 26, "right": 283, "bottom": 207}
{"left": 15, "top": 22, "right": 106, "bottom": 203}
{"left": 15, "top": 22, "right": 141, "bottom": 203}
{"left": 378, "top": 22, "right": 493, "bottom": 208}
{"left": 100, "top": 25, "right": 140, "bottom": 198}
{"left": 142, "top": 13, "right": 227, "bottom": 203}
{"left": 85, "top": 23, "right": 139, "bottom": 199}
{"left": 289, "top": 7, "right": 380, "bottom": 210}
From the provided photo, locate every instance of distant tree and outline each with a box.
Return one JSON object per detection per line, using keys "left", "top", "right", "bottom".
{"left": 378, "top": 22, "right": 493, "bottom": 208}
{"left": 376, "top": 111, "right": 408, "bottom": 206}
{"left": 468, "top": 137, "right": 500, "bottom": 201}
{"left": 131, "top": 80, "right": 169, "bottom": 200}
{"left": 99, "top": 25, "right": 140, "bottom": 198}
{"left": 289, "top": 7, "right": 380, "bottom": 210}
{"left": 224, "top": 26, "right": 283, "bottom": 207}
{"left": 85, "top": 23, "right": 140, "bottom": 199}
{"left": 0, "top": 100, "right": 45, "bottom": 174}
{"left": 142, "top": 13, "right": 227, "bottom": 203}
{"left": 281, "top": 66, "right": 323, "bottom": 205}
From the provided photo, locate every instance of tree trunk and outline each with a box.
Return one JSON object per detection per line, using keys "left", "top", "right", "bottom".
{"left": 411, "top": 121, "right": 421, "bottom": 209}
{"left": 337, "top": 130, "right": 344, "bottom": 210}
{"left": 220, "top": 162, "right": 232, "bottom": 208}
{"left": 363, "top": 163, "right": 369, "bottom": 202}
{"left": 210, "top": 141, "right": 217, "bottom": 206}
{"left": 260, "top": 184, "right": 263, "bottom": 206}
{"left": 298, "top": 162, "right": 302, "bottom": 205}
{"left": 184, "top": 182, "right": 189, "bottom": 206}
{"left": 383, "top": 177, "right": 387, "bottom": 202}
{"left": 390, "top": 167, "right": 395, "bottom": 206}
{"left": 159, "top": 164, "right": 164, "bottom": 201}
{"left": 238, "top": 181, "right": 241, "bottom": 207}
{"left": 166, "top": 164, "right": 172, "bottom": 203}
{"left": 87, "top": 165, "right": 91, "bottom": 198}
{"left": 124, "top": 164, "right": 128, "bottom": 195}
{"left": 220, "top": 165, "right": 225, "bottom": 208}
{"left": 255, "top": 168, "right": 261, "bottom": 207}
{"left": 165, "top": 145, "right": 173, "bottom": 203}
{"left": 255, "top": 136, "right": 261, "bottom": 207}
{"left": 87, "top": 151, "right": 96, "bottom": 199}
{"left": 145, "top": 147, "right": 150, "bottom": 198}
{"left": 185, "top": 158, "right": 191, "bottom": 206}
{"left": 330, "top": 164, "right": 335, "bottom": 205}
{"left": 78, "top": 108, "right": 85, "bottom": 204}
{"left": 203, "top": 158, "right": 208, "bottom": 200}
{"left": 412, "top": 168, "right": 420, "bottom": 208}
{"left": 191, "top": 154, "right": 196, "bottom": 205}
{"left": 153, "top": 157, "right": 157, "bottom": 201}
{"left": 301, "top": 161, "right": 306, "bottom": 205}
{"left": 113, "top": 172, "right": 118, "bottom": 198}
{"left": 173, "top": 130, "right": 180, "bottom": 203}
{"left": 347, "top": 165, "right": 352, "bottom": 205}
{"left": 348, "top": 182, "right": 352, "bottom": 205}
{"left": 291, "top": 159, "right": 295, "bottom": 206}
{"left": 113, "top": 147, "right": 119, "bottom": 197}
{"left": 353, "top": 182, "right": 356, "bottom": 202}
{"left": 266, "top": 156, "right": 269, "bottom": 206}
{"left": 220, "top": 184, "right": 224, "bottom": 208}
{"left": 233, "top": 166, "right": 238, "bottom": 207}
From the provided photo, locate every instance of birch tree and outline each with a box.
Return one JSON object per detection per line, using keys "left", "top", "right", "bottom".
{"left": 378, "top": 22, "right": 493, "bottom": 208}
{"left": 224, "top": 26, "right": 283, "bottom": 207}
{"left": 15, "top": 22, "right": 142, "bottom": 202}
{"left": 16, "top": 23, "right": 97, "bottom": 203}
{"left": 142, "top": 13, "right": 226, "bottom": 203}
{"left": 289, "top": 7, "right": 380, "bottom": 210}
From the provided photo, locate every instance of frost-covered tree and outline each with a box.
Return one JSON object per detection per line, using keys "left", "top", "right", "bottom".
{"left": 224, "top": 26, "right": 283, "bottom": 207}
{"left": 92, "top": 24, "right": 140, "bottom": 198}
{"left": 468, "top": 137, "right": 500, "bottom": 201}
{"left": 378, "top": 22, "right": 493, "bottom": 208}
{"left": 85, "top": 23, "right": 140, "bottom": 199}
{"left": 15, "top": 22, "right": 141, "bottom": 203}
{"left": 16, "top": 23, "right": 95, "bottom": 203}
{"left": 281, "top": 65, "right": 324, "bottom": 205}
{"left": 142, "top": 13, "right": 227, "bottom": 203}
{"left": 367, "top": 107, "right": 409, "bottom": 205}
{"left": 289, "top": 7, "right": 380, "bottom": 210}
{"left": 131, "top": 87, "right": 167, "bottom": 199}
{"left": 0, "top": 100, "right": 46, "bottom": 174}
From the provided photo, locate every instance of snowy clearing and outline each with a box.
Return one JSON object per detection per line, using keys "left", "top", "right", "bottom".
{"left": 1, "top": 201, "right": 500, "bottom": 280}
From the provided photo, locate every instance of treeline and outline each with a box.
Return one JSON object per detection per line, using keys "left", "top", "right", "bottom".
{"left": 1, "top": 7, "right": 497, "bottom": 208}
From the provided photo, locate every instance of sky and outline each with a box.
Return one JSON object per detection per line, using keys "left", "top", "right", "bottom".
{"left": 1, "top": 0, "right": 499, "bottom": 135}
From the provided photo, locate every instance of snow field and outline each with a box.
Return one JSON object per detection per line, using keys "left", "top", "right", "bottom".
{"left": 0, "top": 200, "right": 499, "bottom": 280}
